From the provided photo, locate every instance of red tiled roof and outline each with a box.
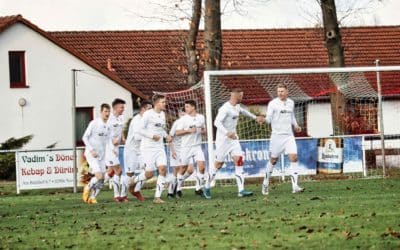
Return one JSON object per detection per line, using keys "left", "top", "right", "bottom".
{"left": 0, "top": 15, "right": 20, "bottom": 32}
{"left": 0, "top": 15, "right": 147, "bottom": 99}
{"left": 3, "top": 15, "right": 399, "bottom": 104}
{"left": 51, "top": 26, "right": 400, "bottom": 103}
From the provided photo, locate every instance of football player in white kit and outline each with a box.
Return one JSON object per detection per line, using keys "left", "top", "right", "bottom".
{"left": 123, "top": 100, "right": 152, "bottom": 202}
{"left": 130, "top": 94, "right": 172, "bottom": 204}
{"left": 262, "top": 83, "right": 304, "bottom": 195}
{"left": 167, "top": 110, "right": 185, "bottom": 199}
{"left": 175, "top": 100, "right": 207, "bottom": 197}
{"left": 82, "top": 103, "right": 111, "bottom": 204}
{"left": 204, "top": 88, "right": 266, "bottom": 199}
{"left": 105, "top": 98, "right": 127, "bottom": 202}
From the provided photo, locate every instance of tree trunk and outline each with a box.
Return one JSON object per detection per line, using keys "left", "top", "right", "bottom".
{"left": 185, "top": 0, "right": 202, "bottom": 86}
{"left": 204, "top": 0, "right": 222, "bottom": 70}
{"left": 320, "top": 0, "right": 347, "bottom": 135}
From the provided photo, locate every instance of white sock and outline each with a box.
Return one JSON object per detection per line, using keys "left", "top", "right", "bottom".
{"left": 112, "top": 175, "right": 121, "bottom": 198}
{"left": 133, "top": 172, "right": 147, "bottom": 184}
{"left": 104, "top": 172, "right": 112, "bottom": 184}
{"left": 88, "top": 176, "right": 98, "bottom": 190}
{"left": 176, "top": 173, "right": 184, "bottom": 191}
{"left": 195, "top": 172, "right": 204, "bottom": 191}
{"left": 234, "top": 166, "right": 244, "bottom": 193}
{"left": 92, "top": 180, "right": 104, "bottom": 198}
{"left": 155, "top": 175, "right": 166, "bottom": 198}
{"left": 289, "top": 162, "right": 299, "bottom": 189}
{"left": 205, "top": 166, "right": 219, "bottom": 189}
{"left": 168, "top": 176, "right": 177, "bottom": 194}
{"left": 134, "top": 180, "right": 144, "bottom": 192}
{"left": 120, "top": 175, "right": 130, "bottom": 197}
{"left": 263, "top": 161, "right": 274, "bottom": 187}
{"left": 176, "top": 172, "right": 191, "bottom": 191}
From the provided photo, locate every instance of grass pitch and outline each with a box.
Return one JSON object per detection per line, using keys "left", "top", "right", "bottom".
{"left": 1, "top": 178, "right": 400, "bottom": 249}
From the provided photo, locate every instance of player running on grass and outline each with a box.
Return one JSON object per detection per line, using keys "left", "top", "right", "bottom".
{"left": 82, "top": 103, "right": 111, "bottom": 204}
{"left": 262, "top": 83, "right": 304, "bottom": 195}
{"left": 204, "top": 88, "right": 266, "bottom": 199}
{"left": 167, "top": 110, "right": 185, "bottom": 199}
{"left": 105, "top": 98, "right": 127, "bottom": 202}
{"left": 129, "top": 94, "right": 172, "bottom": 204}
{"left": 175, "top": 100, "right": 207, "bottom": 198}
{"left": 123, "top": 100, "right": 152, "bottom": 202}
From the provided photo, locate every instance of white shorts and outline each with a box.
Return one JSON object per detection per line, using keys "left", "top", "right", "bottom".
{"left": 170, "top": 149, "right": 183, "bottom": 167}
{"left": 124, "top": 149, "right": 140, "bottom": 174}
{"left": 140, "top": 148, "right": 167, "bottom": 172}
{"left": 269, "top": 134, "right": 297, "bottom": 158}
{"left": 181, "top": 145, "right": 205, "bottom": 166}
{"left": 105, "top": 147, "right": 120, "bottom": 167}
{"left": 215, "top": 139, "right": 243, "bottom": 162}
{"left": 85, "top": 151, "right": 106, "bottom": 174}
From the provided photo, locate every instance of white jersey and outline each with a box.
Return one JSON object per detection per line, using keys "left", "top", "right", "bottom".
{"left": 266, "top": 97, "right": 298, "bottom": 135}
{"left": 82, "top": 117, "right": 111, "bottom": 160}
{"left": 125, "top": 113, "right": 143, "bottom": 153}
{"left": 176, "top": 113, "right": 205, "bottom": 148}
{"left": 169, "top": 118, "right": 183, "bottom": 151}
{"left": 107, "top": 113, "right": 125, "bottom": 149}
{"left": 138, "top": 109, "right": 168, "bottom": 151}
{"left": 214, "top": 101, "right": 256, "bottom": 143}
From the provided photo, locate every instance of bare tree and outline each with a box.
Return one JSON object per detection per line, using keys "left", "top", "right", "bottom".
{"left": 319, "top": 0, "right": 347, "bottom": 135}
{"left": 204, "top": 0, "right": 222, "bottom": 70}
{"left": 185, "top": 0, "right": 202, "bottom": 85}
{"left": 299, "top": 0, "right": 383, "bottom": 27}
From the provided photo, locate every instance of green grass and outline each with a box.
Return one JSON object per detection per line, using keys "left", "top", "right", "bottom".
{"left": 1, "top": 179, "right": 400, "bottom": 249}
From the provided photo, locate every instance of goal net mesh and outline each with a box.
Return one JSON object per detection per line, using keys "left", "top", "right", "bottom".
{"left": 157, "top": 67, "right": 400, "bottom": 187}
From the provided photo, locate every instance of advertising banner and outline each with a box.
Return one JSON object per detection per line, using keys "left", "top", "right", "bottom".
{"left": 16, "top": 149, "right": 85, "bottom": 193}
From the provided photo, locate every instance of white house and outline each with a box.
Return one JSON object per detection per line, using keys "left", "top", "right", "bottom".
{"left": 0, "top": 15, "right": 147, "bottom": 149}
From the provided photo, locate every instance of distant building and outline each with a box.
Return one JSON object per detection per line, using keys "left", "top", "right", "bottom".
{"left": 0, "top": 15, "right": 146, "bottom": 149}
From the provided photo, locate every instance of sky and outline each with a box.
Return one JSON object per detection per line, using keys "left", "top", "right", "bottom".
{"left": 0, "top": 0, "right": 399, "bottom": 31}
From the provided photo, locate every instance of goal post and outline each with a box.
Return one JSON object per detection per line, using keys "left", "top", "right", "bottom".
{"left": 203, "top": 65, "right": 400, "bottom": 179}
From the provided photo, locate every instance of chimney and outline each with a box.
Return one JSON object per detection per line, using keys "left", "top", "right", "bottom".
{"left": 107, "top": 58, "right": 115, "bottom": 72}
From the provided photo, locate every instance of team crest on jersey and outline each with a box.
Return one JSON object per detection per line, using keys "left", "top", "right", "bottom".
{"left": 280, "top": 110, "right": 291, "bottom": 114}
{"left": 155, "top": 123, "right": 162, "bottom": 127}
{"left": 232, "top": 115, "right": 238, "bottom": 120}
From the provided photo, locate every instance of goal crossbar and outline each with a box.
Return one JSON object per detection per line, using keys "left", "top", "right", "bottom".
{"left": 204, "top": 65, "right": 400, "bottom": 78}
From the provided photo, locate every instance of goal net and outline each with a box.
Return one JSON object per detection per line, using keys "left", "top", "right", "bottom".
{"left": 203, "top": 66, "right": 400, "bottom": 181}
{"left": 159, "top": 65, "right": 400, "bottom": 188}
{"left": 154, "top": 83, "right": 207, "bottom": 186}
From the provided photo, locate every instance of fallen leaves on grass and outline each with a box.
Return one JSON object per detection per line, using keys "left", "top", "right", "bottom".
{"left": 341, "top": 231, "right": 359, "bottom": 240}
{"left": 220, "top": 229, "right": 229, "bottom": 235}
{"left": 383, "top": 227, "right": 400, "bottom": 239}
{"left": 297, "top": 225, "right": 314, "bottom": 234}
{"left": 306, "top": 228, "right": 314, "bottom": 234}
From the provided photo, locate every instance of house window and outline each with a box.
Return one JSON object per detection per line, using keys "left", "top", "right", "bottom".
{"left": 76, "top": 107, "right": 93, "bottom": 146}
{"left": 9, "top": 51, "right": 27, "bottom": 88}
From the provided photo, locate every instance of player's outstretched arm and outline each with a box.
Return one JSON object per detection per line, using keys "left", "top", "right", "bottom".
{"left": 239, "top": 105, "right": 265, "bottom": 124}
